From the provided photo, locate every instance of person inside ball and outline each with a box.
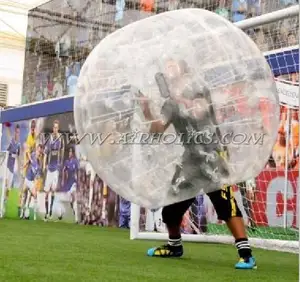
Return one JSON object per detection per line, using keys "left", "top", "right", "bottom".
{"left": 138, "top": 58, "right": 257, "bottom": 269}
{"left": 141, "top": 58, "right": 229, "bottom": 190}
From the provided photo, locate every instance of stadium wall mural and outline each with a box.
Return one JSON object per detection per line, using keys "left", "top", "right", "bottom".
{"left": 0, "top": 107, "right": 129, "bottom": 227}
{"left": 0, "top": 85, "right": 299, "bottom": 234}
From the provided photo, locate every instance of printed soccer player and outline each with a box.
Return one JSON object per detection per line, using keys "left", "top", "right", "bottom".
{"left": 273, "top": 129, "right": 292, "bottom": 169}
{"left": 180, "top": 210, "right": 192, "bottom": 234}
{"left": 290, "top": 109, "right": 299, "bottom": 158}
{"left": 4, "top": 124, "right": 21, "bottom": 215}
{"left": 119, "top": 196, "right": 131, "bottom": 228}
{"left": 67, "top": 65, "right": 78, "bottom": 96}
{"left": 139, "top": 59, "right": 256, "bottom": 269}
{"left": 85, "top": 161, "right": 96, "bottom": 213}
{"left": 19, "top": 120, "right": 37, "bottom": 215}
{"left": 148, "top": 208, "right": 166, "bottom": 233}
{"left": 62, "top": 147, "right": 79, "bottom": 223}
{"left": 107, "top": 188, "right": 118, "bottom": 227}
{"left": 20, "top": 144, "right": 43, "bottom": 220}
{"left": 43, "top": 120, "right": 64, "bottom": 221}
{"left": 100, "top": 180, "right": 108, "bottom": 225}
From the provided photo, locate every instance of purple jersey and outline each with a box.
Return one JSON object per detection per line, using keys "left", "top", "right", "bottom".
{"left": 119, "top": 197, "right": 130, "bottom": 215}
{"left": 64, "top": 157, "right": 79, "bottom": 188}
{"left": 45, "top": 134, "right": 63, "bottom": 172}
{"left": 7, "top": 138, "right": 21, "bottom": 173}
{"left": 26, "top": 152, "right": 41, "bottom": 181}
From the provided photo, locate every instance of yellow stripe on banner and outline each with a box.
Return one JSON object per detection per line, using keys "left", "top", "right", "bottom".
{"left": 229, "top": 186, "right": 237, "bottom": 217}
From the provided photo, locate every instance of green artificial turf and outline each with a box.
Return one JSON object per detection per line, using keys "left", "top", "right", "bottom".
{"left": 0, "top": 219, "right": 298, "bottom": 282}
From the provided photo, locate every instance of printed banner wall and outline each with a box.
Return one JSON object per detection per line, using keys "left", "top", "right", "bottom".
{"left": 1, "top": 113, "right": 128, "bottom": 227}
{"left": 276, "top": 79, "right": 299, "bottom": 108}
{"left": 1, "top": 92, "right": 299, "bottom": 232}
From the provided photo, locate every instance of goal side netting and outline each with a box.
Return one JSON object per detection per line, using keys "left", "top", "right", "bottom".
{"left": 130, "top": 6, "right": 299, "bottom": 254}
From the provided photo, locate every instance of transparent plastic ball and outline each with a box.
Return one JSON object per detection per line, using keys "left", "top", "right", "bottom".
{"left": 74, "top": 8, "right": 279, "bottom": 209}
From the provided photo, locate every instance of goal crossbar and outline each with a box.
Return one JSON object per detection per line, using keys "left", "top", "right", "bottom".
{"left": 235, "top": 5, "right": 298, "bottom": 30}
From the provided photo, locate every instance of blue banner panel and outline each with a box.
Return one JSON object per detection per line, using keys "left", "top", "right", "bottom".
{"left": 265, "top": 48, "right": 299, "bottom": 77}
{"left": 1, "top": 96, "right": 74, "bottom": 123}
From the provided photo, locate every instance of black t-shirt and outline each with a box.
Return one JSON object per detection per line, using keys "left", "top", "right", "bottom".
{"left": 160, "top": 86, "right": 220, "bottom": 155}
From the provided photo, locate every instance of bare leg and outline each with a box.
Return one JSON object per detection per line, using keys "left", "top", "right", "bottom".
{"left": 71, "top": 192, "right": 78, "bottom": 223}
{"left": 44, "top": 192, "right": 49, "bottom": 220}
{"left": 20, "top": 187, "right": 28, "bottom": 218}
{"left": 49, "top": 189, "right": 55, "bottom": 218}
{"left": 226, "top": 217, "right": 247, "bottom": 239}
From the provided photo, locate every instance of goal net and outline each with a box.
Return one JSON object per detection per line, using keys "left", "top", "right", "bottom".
{"left": 130, "top": 6, "right": 299, "bottom": 253}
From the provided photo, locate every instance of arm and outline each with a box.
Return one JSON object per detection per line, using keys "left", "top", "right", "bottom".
{"left": 43, "top": 139, "right": 50, "bottom": 173}
{"left": 26, "top": 149, "right": 33, "bottom": 162}
{"left": 17, "top": 146, "right": 22, "bottom": 173}
{"left": 25, "top": 136, "right": 33, "bottom": 163}
{"left": 75, "top": 169, "right": 78, "bottom": 183}
{"left": 60, "top": 138, "right": 65, "bottom": 168}
{"left": 140, "top": 98, "right": 171, "bottom": 133}
{"left": 61, "top": 164, "right": 67, "bottom": 186}
{"left": 23, "top": 159, "right": 30, "bottom": 169}
{"left": 75, "top": 161, "right": 79, "bottom": 182}
{"left": 43, "top": 152, "right": 48, "bottom": 173}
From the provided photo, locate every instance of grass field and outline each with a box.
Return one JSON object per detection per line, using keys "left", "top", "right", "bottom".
{"left": 0, "top": 220, "right": 298, "bottom": 282}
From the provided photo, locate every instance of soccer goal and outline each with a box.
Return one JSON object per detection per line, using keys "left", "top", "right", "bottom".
{"left": 130, "top": 5, "right": 299, "bottom": 254}
{"left": 0, "top": 151, "right": 9, "bottom": 218}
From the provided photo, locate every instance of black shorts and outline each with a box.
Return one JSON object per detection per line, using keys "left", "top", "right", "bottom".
{"left": 162, "top": 185, "right": 242, "bottom": 228}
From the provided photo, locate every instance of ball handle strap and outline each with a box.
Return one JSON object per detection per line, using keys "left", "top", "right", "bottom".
{"left": 155, "top": 72, "right": 171, "bottom": 98}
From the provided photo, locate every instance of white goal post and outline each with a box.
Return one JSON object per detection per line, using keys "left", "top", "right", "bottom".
{"left": 130, "top": 5, "right": 299, "bottom": 254}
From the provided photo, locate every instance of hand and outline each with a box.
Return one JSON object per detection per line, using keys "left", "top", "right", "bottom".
{"left": 139, "top": 96, "right": 152, "bottom": 120}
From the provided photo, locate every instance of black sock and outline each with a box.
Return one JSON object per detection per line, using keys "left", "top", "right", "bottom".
{"left": 168, "top": 235, "right": 182, "bottom": 248}
{"left": 235, "top": 238, "right": 252, "bottom": 259}
{"left": 45, "top": 198, "right": 49, "bottom": 216}
{"left": 49, "top": 195, "right": 55, "bottom": 216}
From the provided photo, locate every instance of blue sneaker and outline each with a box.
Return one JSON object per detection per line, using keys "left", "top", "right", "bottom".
{"left": 147, "top": 244, "right": 183, "bottom": 258}
{"left": 235, "top": 257, "right": 257, "bottom": 269}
